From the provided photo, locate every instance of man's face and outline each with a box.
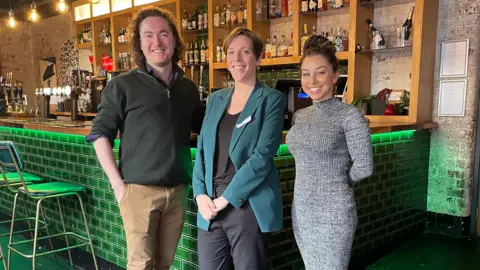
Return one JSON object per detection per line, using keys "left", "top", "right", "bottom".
{"left": 139, "top": 16, "right": 176, "bottom": 67}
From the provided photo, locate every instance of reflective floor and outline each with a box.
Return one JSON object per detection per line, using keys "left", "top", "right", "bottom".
{"left": 2, "top": 225, "right": 480, "bottom": 270}
{"left": 367, "top": 233, "right": 480, "bottom": 270}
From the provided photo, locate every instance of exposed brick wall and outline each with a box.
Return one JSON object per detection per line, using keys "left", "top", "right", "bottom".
{"left": 0, "top": 12, "right": 74, "bottom": 111}
{"left": 428, "top": 0, "right": 480, "bottom": 217}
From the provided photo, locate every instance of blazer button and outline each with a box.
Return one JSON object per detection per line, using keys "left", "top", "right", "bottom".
{"left": 203, "top": 160, "right": 206, "bottom": 164}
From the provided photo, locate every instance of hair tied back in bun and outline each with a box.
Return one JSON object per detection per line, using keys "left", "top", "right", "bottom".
{"left": 300, "top": 35, "right": 339, "bottom": 73}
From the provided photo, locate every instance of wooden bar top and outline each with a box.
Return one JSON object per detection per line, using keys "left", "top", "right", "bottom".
{"left": 0, "top": 118, "right": 437, "bottom": 139}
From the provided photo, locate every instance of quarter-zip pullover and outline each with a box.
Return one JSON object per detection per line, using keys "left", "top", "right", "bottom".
{"left": 87, "top": 63, "right": 205, "bottom": 187}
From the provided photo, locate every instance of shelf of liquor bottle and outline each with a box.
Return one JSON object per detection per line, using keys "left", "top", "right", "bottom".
{"left": 77, "top": 42, "right": 93, "bottom": 49}
{"left": 183, "top": 28, "right": 208, "bottom": 34}
{"left": 213, "top": 52, "right": 349, "bottom": 70}
{"left": 359, "top": 0, "right": 415, "bottom": 9}
{"left": 255, "top": 15, "right": 293, "bottom": 25}
{"left": 212, "top": 22, "right": 246, "bottom": 31}
{"left": 360, "top": 45, "right": 412, "bottom": 53}
{"left": 182, "top": 63, "right": 209, "bottom": 68}
{"left": 302, "top": 6, "right": 350, "bottom": 17}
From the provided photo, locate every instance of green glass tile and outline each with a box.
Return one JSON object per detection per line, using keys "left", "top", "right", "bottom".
{"left": 182, "top": 261, "right": 198, "bottom": 270}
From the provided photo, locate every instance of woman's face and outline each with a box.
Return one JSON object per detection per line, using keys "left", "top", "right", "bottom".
{"left": 300, "top": 54, "right": 339, "bottom": 102}
{"left": 226, "top": 35, "right": 261, "bottom": 84}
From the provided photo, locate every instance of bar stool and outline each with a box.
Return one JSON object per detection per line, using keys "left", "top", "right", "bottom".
{"left": 0, "top": 141, "right": 98, "bottom": 270}
{"left": 0, "top": 169, "right": 46, "bottom": 238}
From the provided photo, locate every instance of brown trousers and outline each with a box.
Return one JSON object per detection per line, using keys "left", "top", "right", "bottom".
{"left": 119, "top": 183, "right": 188, "bottom": 270}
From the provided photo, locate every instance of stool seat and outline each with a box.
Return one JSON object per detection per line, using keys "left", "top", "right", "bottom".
{"left": 0, "top": 172, "right": 42, "bottom": 185}
{"left": 19, "top": 182, "right": 85, "bottom": 196}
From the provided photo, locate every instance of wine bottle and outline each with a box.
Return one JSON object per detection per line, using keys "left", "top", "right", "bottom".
{"left": 366, "top": 18, "right": 385, "bottom": 49}
{"left": 401, "top": 6, "right": 415, "bottom": 46}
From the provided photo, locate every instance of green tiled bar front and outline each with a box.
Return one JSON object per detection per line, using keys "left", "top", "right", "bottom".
{"left": 0, "top": 126, "right": 430, "bottom": 269}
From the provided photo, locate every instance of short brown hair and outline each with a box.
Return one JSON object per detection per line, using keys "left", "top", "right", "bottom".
{"left": 222, "top": 27, "right": 264, "bottom": 60}
{"left": 128, "top": 6, "right": 185, "bottom": 67}
{"left": 300, "top": 35, "right": 339, "bottom": 72}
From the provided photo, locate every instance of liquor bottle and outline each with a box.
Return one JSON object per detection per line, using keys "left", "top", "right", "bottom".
{"left": 366, "top": 18, "right": 385, "bottom": 49}
{"left": 334, "top": 0, "right": 343, "bottom": 8}
{"left": 198, "top": 8, "right": 203, "bottom": 30}
{"left": 243, "top": 2, "right": 247, "bottom": 21}
{"left": 302, "top": 0, "right": 308, "bottom": 13}
{"left": 194, "top": 42, "right": 200, "bottom": 65}
{"left": 221, "top": 4, "right": 227, "bottom": 26}
{"left": 287, "top": 32, "right": 294, "bottom": 56}
{"left": 300, "top": 24, "right": 309, "bottom": 55}
{"left": 214, "top": 5, "right": 220, "bottom": 27}
{"left": 281, "top": 0, "right": 288, "bottom": 17}
{"left": 310, "top": 0, "right": 318, "bottom": 12}
{"left": 335, "top": 27, "right": 343, "bottom": 52}
{"left": 342, "top": 29, "right": 349, "bottom": 51}
{"left": 265, "top": 37, "right": 271, "bottom": 58}
{"left": 238, "top": 1, "right": 244, "bottom": 24}
{"left": 231, "top": 5, "right": 238, "bottom": 25}
{"left": 203, "top": 10, "right": 208, "bottom": 29}
{"left": 182, "top": 10, "right": 188, "bottom": 31}
{"left": 187, "top": 14, "right": 192, "bottom": 30}
{"left": 189, "top": 42, "right": 194, "bottom": 64}
{"left": 184, "top": 41, "right": 190, "bottom": 64}
{"left": 288, "top": 0, "right": 293, "bottom": 15}
{"left": 269, "top": 0, "right": 276, "bottom": 19}
{"left": 200, "top": 40, "right": 207, "bottom": 63}
{"left": 192, "top": 8, "right": 198, "bottom": 30}
{"left": 216, "top": 39, "right": 223, "bottom": 62}
{"left": 205, "top": 39, "right": 209, "bottom": 63}
{"left": 401, "top": 6, "right": 415, "bottom": 46}
{"left": 226, "top": 0, "right": 232, "bottom": 26}
{"left": 256, "top": 0, "right": 263, "bottom": 21}
{"left": 271, "top": 35, "right": 278, "bottom": 58}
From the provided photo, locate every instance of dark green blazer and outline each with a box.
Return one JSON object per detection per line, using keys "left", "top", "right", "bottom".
{"left": 192, "top": 82, "right": 286, "bottom": 232}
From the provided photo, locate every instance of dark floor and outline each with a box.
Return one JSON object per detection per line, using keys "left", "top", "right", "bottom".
{"left": 367, "top": 233, "right": 480, "bottom": 270}
{"left": 1, "top": 229, "right": 480, "bottom": 269}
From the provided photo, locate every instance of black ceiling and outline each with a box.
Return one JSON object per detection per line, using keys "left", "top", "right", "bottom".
{"left": 0, "top": 0, "right": 75, "bottom": 21}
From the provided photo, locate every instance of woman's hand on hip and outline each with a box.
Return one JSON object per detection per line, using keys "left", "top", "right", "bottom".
{"left": 196, "top": 195, "right": 217, "bottom": 221}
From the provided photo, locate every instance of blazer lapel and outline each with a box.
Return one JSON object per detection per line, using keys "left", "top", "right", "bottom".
{"left": 206, "top": 89, "right": 233, "bottom": 162}
{"left": 229, "top": 83, "right": 264, "bottom": 154}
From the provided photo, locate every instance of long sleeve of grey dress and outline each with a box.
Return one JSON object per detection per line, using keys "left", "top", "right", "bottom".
{"left": 285, "top": 98, "right": 373, "bottom": 270}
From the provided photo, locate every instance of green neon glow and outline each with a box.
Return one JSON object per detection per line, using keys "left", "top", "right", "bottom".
{"left": 0, "top": 127, "right": 416, "bottom": 159}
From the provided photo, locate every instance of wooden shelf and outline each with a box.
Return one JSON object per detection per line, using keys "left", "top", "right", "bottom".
{"left": 77, "top": 42, "right": 93, "bottom": 49}
{"left": 213, "top": 53, "right": 348, "bottom": 70}
{"left": 72, "top": 0, "right": 439, "bottom": 124}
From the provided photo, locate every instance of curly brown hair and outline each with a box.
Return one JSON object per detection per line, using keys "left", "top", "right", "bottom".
{"left": 128, "top": 6, "right": 185, "bottom": 67}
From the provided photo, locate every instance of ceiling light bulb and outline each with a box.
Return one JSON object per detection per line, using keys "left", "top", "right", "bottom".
{"left": 57, "top": 0, "right": 68, "bottom": 13}
{"left": 7, "top": 10, "right": 16, "bottom": 28}
{"left": 90, "top": 0, "right": 101, "bottom": 4}
{"left": 29, "top": 2, "right": 39, "bottom": 23}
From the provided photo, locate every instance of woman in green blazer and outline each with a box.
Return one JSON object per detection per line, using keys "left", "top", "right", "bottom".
{"left": 192, "top": 27, "right": 286, "bottom": 270}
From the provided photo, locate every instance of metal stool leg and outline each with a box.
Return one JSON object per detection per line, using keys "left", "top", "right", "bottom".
{"left": 31, "top": 198, "right": 44, "bottom": 270}
{"left": 56, "top": 198, "right": 73, "bottom": 266}
{"left": 76, "top": 194, "right": 98, "bottom": 270}
{"left": 39, "top": 205, "right": 55, "bottom": 253}
{"left": 6, "top": 193, "right": 19, "bottom": 270}
{"left": 0, "top": 245, "right": 6, "bottom": 270}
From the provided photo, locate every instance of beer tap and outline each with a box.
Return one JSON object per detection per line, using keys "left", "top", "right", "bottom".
{"left": 71, "top": 70, "right": 84, "bottom": 121}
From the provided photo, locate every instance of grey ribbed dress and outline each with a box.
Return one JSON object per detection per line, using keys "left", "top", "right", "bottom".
{"left": 285, "top": 98, "right": 374, "bottom": 270}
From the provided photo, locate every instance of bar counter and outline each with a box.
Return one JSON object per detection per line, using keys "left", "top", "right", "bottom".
{"left": 0, "top": 118, "right": 436, "bottom": 269}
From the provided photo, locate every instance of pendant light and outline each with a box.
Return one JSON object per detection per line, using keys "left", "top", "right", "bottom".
{"left": 7, "top": 0, "right": 16, "bottom": 28}
{"left": 28, "top": 0, "right": 40, "bottom": 23}
{"left": 56, "top": 0, "right": 68, "bottom": 13}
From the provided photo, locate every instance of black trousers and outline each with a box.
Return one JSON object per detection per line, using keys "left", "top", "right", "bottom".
{"left": 197, "top": 202, "right": 268, "bottom": 270}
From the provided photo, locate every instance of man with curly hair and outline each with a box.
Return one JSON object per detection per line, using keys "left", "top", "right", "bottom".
{"left": 86, "top": 6, "right": 205, "bottom": 270}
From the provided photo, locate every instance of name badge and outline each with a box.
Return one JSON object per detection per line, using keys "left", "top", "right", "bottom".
{"left": 236, "top": 116, "right": 252, "bottom": 128}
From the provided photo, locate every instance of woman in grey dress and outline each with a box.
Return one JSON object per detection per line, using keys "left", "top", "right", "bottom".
{"left": 286, "top": 35, "right": 374, "bottom": 269}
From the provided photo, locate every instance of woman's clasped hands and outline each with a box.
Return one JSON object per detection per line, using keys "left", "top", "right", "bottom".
{"left": 196, "top": 195, "right": 229, "bottom": 221}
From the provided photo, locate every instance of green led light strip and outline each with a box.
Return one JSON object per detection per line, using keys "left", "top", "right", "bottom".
{"left": 0, "top": 127, "right": 416, "bottom": 157}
